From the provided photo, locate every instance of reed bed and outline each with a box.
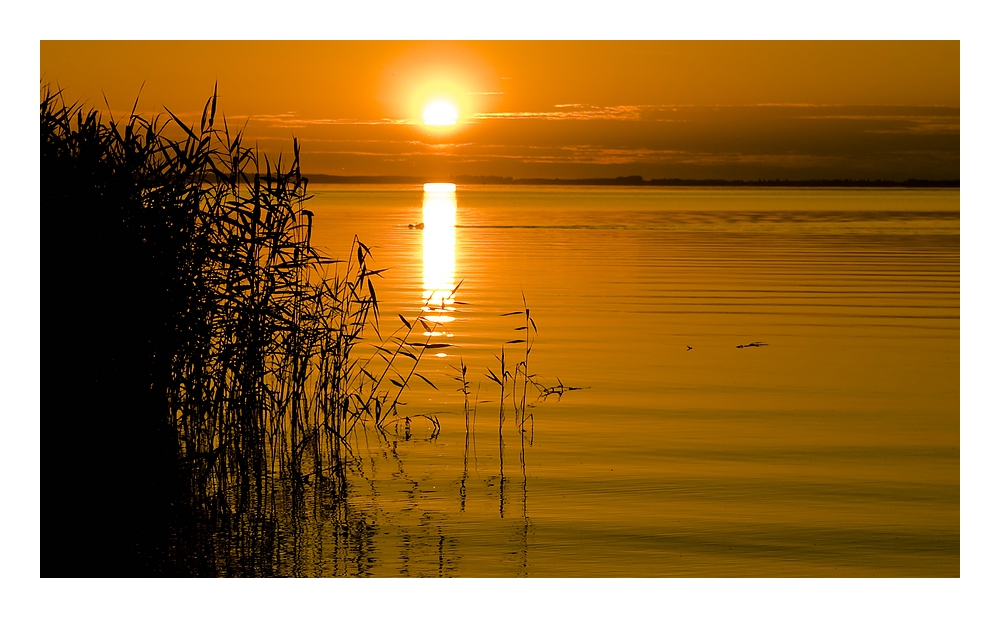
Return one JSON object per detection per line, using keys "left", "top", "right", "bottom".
{"left": 42, "top": 87, "right": 438, "bottom": 572}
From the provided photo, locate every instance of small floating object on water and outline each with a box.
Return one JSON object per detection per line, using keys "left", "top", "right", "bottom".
{"left": 407, "top": 222, "right": 425, "bottom": 229}
{"left": 736, "top": 341, "right": 768, "bottom": 348}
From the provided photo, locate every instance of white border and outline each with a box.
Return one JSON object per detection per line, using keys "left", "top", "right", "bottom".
{"left": 10, "top": 2, "right": 997, "bottom": 616}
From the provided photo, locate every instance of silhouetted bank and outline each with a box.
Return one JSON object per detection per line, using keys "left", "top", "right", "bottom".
{"left": 303, "top": 174, "right": 959, "bottom": 188}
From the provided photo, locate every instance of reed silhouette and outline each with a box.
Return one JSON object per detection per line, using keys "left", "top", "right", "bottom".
{"left": 42, "top": 87, "right": 438, "bottom": 575}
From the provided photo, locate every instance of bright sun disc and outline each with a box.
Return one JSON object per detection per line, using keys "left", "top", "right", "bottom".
{"left": 423, "top": 101, "right": 458, "bottom": 125}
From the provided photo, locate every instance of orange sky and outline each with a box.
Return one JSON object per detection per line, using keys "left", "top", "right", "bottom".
{"left": 40, "top": 41, "right": 959, "bottom": 180}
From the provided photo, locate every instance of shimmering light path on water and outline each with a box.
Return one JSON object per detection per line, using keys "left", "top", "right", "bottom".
{"left": 277, "top": 186, "right": 959, "bottom": 577}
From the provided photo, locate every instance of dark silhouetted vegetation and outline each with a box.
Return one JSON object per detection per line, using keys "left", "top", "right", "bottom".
{"left": 42, "top": 87, "right": 443, "bottom": 575}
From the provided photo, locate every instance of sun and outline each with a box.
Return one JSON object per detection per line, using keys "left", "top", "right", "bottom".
{"left": 423, "top": 100, "right": 458, "bottom": 126}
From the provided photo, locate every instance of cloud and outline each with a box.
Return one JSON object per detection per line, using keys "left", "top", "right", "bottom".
{"left": 472, "top": 105, "right": 664, "bottom": 121}
{"left": 307, "top": 138, "right": 837, "bottom": 169}
{"left": 258, "top": 115, "right": 414, "bottom": 127}
{"left": 471, "top": 146, "right": 836, "bottom": 168}
{"left": 471, "top": 103, "right": 960, "bottom": 125}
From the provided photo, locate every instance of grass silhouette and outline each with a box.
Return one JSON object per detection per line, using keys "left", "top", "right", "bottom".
{"left": 42, "top": 86, "right": 438, "bottom": 574}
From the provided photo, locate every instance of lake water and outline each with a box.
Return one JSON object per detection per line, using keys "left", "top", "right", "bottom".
{"left": 254, "top": 185, "right": 959, "bottom": 577}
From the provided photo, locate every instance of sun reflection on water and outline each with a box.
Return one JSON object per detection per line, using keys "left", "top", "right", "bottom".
{"left": 422, "top": 184, "right": 458, "bottom": 337}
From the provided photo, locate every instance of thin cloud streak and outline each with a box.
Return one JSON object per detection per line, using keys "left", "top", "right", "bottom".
{"left": 303, "top": 141, "right": 840, "bottom": 169}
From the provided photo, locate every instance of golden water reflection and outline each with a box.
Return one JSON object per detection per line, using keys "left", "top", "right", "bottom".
{"left": 422, "top": 183, "right": 458, "bottom": 336}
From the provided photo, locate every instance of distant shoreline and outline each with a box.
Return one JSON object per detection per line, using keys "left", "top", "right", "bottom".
{"left": 302, "top": 174, "right": 959, "bottom": 188}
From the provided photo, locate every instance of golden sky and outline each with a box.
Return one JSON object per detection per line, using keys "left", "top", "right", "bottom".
{"left": 41, "top": 41, "right": 959, "bottom": 180}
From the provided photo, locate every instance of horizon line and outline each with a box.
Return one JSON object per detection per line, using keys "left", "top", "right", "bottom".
{"left": 296, "top": 174, "right": 959, "bottom": 188}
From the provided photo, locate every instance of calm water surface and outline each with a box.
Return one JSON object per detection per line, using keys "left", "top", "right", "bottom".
{"left": 266, "top": 186, "right": 958, "bottom": 576}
